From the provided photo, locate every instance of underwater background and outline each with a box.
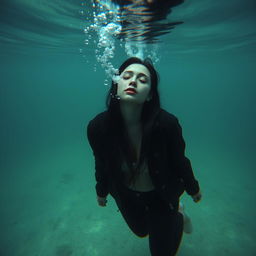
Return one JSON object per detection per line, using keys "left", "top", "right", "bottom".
{"left": 0, "top": 0, "right": 256, "bottom": 255}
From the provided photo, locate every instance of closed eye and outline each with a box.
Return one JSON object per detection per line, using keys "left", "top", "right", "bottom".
{"left": 140, "top": 79, "right": 147, "bottom": 83}
{"left": 122, "top": 71, "right": 132, "bottom": 79}
{"left": 122, "top": 71, "right": 149, "bottom": 83}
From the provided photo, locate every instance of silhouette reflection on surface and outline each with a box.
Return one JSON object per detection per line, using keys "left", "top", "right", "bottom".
{"left": 94, "top": 0, "right": 185, "bottom": 43}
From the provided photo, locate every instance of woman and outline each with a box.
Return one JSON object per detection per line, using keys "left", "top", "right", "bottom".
{"left": 87, "top": 57, "right": 202, "bottom": 256}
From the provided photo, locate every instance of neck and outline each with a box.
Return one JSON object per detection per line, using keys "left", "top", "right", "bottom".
{"left": 120, "top": 101, "right": 143, "bottom": 127}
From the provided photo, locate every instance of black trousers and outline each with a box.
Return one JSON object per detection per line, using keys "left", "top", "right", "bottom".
{"left": 115, "top": 184, "right": 184, "bottom": 256}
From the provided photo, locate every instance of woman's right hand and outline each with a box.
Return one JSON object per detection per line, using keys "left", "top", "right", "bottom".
{"left": 97, "top": 195, "right": 108, "bottom": 207}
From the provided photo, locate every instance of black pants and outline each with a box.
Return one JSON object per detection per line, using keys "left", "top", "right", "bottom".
{"left": 115, "top": 184, "right": 184, "bottom": 256}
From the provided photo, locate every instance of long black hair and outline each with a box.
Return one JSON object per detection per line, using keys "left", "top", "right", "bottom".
{"left": 105, "top": 57, "right": 161, "bottom": 186}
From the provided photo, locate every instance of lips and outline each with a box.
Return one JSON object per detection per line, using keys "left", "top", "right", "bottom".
{"left": 125, "top": 88, "right": 137, "bottom": 94}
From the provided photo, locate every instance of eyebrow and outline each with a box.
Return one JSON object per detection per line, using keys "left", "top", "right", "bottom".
{"left": 124, "top": 70, "right": 149, "bottom": 79}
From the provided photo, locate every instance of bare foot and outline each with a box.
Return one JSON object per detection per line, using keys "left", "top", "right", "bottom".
{"left": 178, "top": 202, "right": 193, "bottom": 234}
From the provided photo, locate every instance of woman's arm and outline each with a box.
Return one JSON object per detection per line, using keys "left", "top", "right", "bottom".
{"left": 87, "top": 120, "right": 110, "bottom": 198}
{"left": 166, "top": 116, "right": 200, "bottom": 197}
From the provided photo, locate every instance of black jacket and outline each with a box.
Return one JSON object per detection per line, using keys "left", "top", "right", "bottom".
{"left": 87, "top": 108, "right": 200, "bottom": 210}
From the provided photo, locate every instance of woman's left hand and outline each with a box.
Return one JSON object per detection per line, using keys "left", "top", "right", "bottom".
{"left": 191, "top": 190, "right": 202, "bottom": 202}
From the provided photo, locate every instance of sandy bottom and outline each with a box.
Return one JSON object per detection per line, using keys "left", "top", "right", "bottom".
{"left": 0, "top": 142, "right": 255, "bottom": 256}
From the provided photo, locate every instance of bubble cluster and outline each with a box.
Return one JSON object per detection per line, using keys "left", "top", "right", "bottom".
{"left": 83, "top": 0, "right": 160, "bottom": 82}
{"left": 125, "top": 41, "right": 160, "bottom": 64}
{"left": 83, "top": 0, "right": 121, "bottom": 80}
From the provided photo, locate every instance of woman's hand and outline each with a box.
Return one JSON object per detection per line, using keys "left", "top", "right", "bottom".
{"left": 191, "top": 190, "right": 202, "bottom": 202}
{"left": 97, "top": 195, "right": 108, "bottom": 207}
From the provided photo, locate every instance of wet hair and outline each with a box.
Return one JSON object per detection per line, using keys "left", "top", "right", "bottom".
{"left": 105, "top": 57, "right": 161, "bottom": 186}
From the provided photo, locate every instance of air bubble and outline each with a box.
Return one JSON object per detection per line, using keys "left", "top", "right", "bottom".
{"left": 83, "top": 0, "right": 160, "bottom": 80}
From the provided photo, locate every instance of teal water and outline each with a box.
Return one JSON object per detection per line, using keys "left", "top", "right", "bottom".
{"left": 0, "top": 1, "right": 256, "bottom": 256}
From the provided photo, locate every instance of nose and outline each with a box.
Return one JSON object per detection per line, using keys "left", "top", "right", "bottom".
{"left": 129, "top": 80, "right": 137, "bottom": 87}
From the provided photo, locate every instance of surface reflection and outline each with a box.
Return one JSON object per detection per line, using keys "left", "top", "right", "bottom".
{"left": 95, "top": 0, "right": 185, "bottom": 43}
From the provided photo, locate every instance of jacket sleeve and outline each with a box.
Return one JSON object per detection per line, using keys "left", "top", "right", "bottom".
{"left": 167, "top": 117, "right": 200, "bottom": 196}
{"left": 87, "top": 120, "right": 110, "bottom": 198}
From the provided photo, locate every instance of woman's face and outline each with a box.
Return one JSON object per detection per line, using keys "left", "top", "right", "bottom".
{"left": 116, "top": 63, "right": 152, "bottom": 104}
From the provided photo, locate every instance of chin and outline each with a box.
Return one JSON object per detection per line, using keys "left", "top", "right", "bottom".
{"left": 125, "top": 100, "right": 145, "bottom": 106}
